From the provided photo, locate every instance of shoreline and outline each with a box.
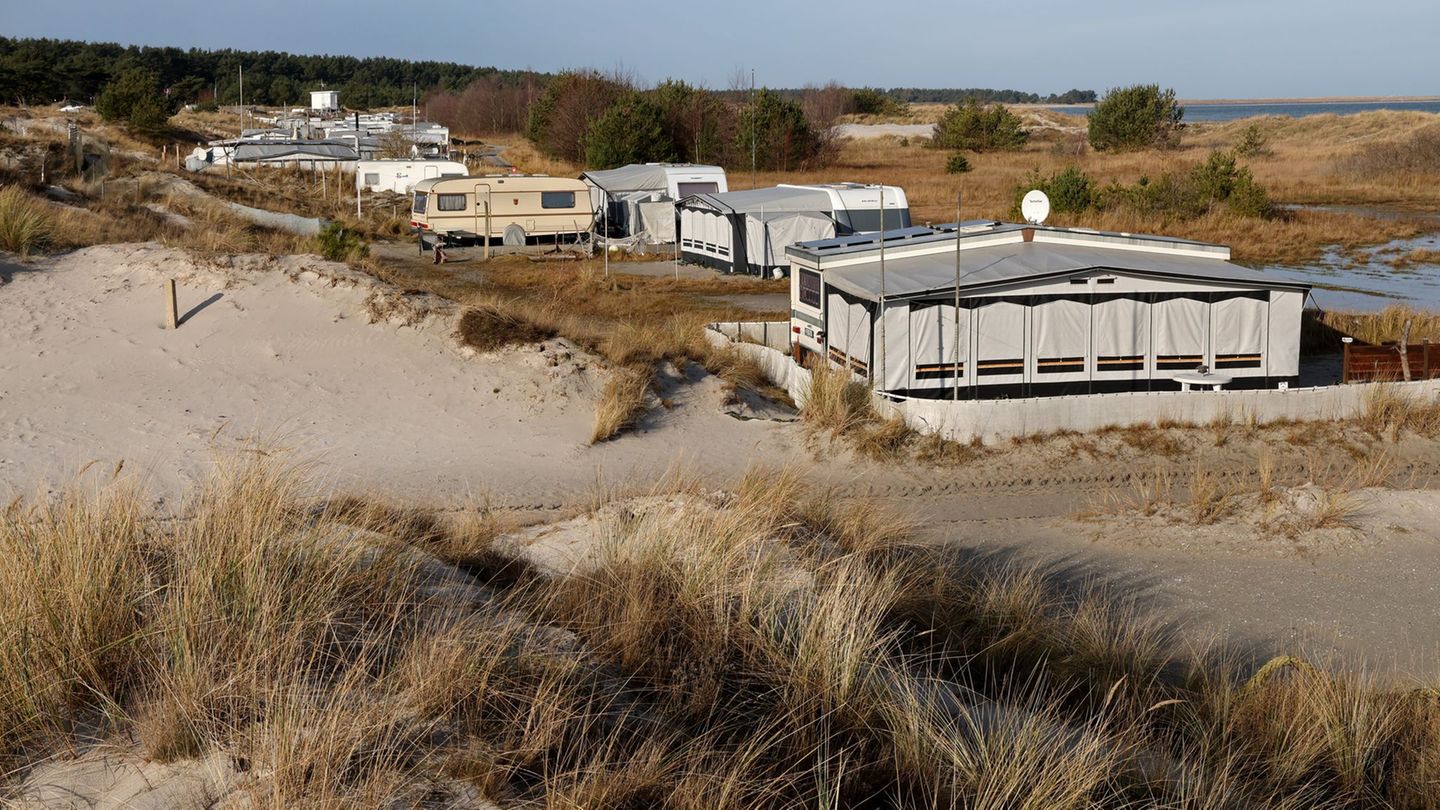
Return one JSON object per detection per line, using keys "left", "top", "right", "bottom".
{"left": 1030, "top": 96, "right": 1440, "bottom": 109}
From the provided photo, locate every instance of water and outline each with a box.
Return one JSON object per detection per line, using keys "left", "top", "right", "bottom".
{"left": 1252, "top": 206, "right": 1440, "bottom": 312}
{"left": 1048, "top": 99, "right": 1440, "bottom": 122}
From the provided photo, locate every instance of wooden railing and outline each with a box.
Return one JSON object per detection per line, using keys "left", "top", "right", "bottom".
{"left": 1342, "top": 339, "right": 1439, "bottom": 383}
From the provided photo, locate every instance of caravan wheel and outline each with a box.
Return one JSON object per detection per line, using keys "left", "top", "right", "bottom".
{"left": 502, "top": 224, "right": 527, "bottom": 246}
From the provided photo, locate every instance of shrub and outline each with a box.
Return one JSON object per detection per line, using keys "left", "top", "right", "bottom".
{"left": 1012, "top": 166, "right": 1095, "bottom": 216}
{"left": 0, "top": 185, "right": 53, "bottom": 256}
{"left": 735, "top": 88, "right": 824, "bottom": 171}
{"left": 1087, "top": 84, "right": 1184, "bottom": 151}
{"left": 1337, "top": 125, "right": 1440, "bottom": 179}
{"left": 1233, "top": 123, "right": 1272, "bottom": 158}
{"left": 313, "top": 222, "right": 368, "bottom": 263}
{"left": 96, "top": 67, "right": 172, "bottom": 137}
{"left": 932, "top": 98, "right": 1028, "bottom": 152}
{"left": 583, "top": 92, "right": 678, "bottom": 169}
{"left": 944, "top": 153, "right": 972, "bottom": 174}
{"left": 850, "top": 87, "right": 907, "bottom": 117}
{"left": 455, "top": 304, "right": 557, "bottom": 353}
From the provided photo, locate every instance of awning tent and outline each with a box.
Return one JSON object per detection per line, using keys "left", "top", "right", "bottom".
{"left": 799, "top": 232, "right": 1310, "bottom": 396}
{"left": 679, "top": 187, "right": 837, "bottom": 275}
{"left": 581, "top": 164, "right": 724, "bottom": 244}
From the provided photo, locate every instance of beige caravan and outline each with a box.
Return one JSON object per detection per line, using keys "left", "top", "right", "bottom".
{"left": 410, "top": 174, "right": 594, "bottom": 244}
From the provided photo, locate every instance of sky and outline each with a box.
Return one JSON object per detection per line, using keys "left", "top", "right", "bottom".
{"left": 4, "top": 0, "right": 1437, "bottom": 99}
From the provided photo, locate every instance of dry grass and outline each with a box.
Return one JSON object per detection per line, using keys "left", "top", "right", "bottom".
{"left": 454, "top": 301, "right": 558, "bottom": 352}
{"left": 591, "top": 365, "right": 653, "bottom": 443}
{"left": 0, "top": 184, "right": 54, "bottom": 255}
{"left": 1305, "top": 304, "right": 1440, "bottom": 350}
{"left": 1357, "top": 384, "right": 1440, "bottom": 438}
{"left": 4, "top": 460, "right": 1440, "bottom": 806}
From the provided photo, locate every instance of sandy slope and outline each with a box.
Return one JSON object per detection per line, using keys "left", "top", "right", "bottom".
{"left": 0, "top": 244, "right": 809, "bottom": 507}
{"left": 5, "top": 243, "right": 1440, "bottom": 678}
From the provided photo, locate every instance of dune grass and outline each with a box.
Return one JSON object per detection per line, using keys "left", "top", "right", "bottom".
{"left": 0, "top": 184, "right": 54, "bottom": 255}
{"left": 4, "top": 460, "right": 1440, "bottom": 806}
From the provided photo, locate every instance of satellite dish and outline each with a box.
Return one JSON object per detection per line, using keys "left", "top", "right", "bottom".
{"left": 1021, "top": 189, "right": 1051, "bottom": 225}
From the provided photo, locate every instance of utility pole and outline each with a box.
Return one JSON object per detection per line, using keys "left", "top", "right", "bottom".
{"left": 953, "top": 191, "right": 963, "bottom": 401}
{"left": 749, "top": 68, "right": 756, "bottom": 189}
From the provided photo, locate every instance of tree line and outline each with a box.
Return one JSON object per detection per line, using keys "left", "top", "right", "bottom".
{"left": 0, "top": 36, "right": 541, "bottom": 109}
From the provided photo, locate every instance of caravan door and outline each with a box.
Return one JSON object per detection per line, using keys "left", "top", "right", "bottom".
{"left": 424, "top": 164, "right": 440, "bottom": 180}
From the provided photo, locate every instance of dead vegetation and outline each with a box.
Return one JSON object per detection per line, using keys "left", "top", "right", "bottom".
{"left": 801, "top": 362, "right": 985, "bottom": 464}
{"left": 5, "top": 459, "right": 1440, "bottom": 807}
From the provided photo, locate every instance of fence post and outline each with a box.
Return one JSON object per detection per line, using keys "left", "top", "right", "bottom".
{"left": 165, "top": 279, "right": 178, "bottom": 329}
{"left": 1426, "top": 339, "right": 1433, "bottom": 380}
{"left": 1342, "top": 337, "right": 1353, "bottom": 384}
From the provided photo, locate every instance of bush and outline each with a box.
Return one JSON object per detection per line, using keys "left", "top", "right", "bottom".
{"left": 0, "top": 185, "right": 53, "bottom": 256}
{"left": 95, "top": 67, "right": 172, "bottom": 137}
{"left": 1012, "top": 166, "right": 1094, "bottom": 216}
{"left": 314, "top": 222, "right": 368, "bottom": 263}
{"left": 1233, "top": 123, "right": 1272, "bottom": 158}
{"left": 735, "top": 88, "right": 824, "bottom": 171}
{"left": 583, "top": 92, "right": 677, "bottom": 169}
{"left": 1087, "top": 84, "right": 1184, "bottom": 151}
{"left": 944, "top": 153, "right": 972, "bottom": 174}
{"left": 932, "top": 98, "right": 1028, "bottom": 152}
{"left": 850, "top": 87, "right": 907, "bottom": 117}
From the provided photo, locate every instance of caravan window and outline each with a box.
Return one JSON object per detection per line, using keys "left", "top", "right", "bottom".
{"left": 798, "top": 269, "right": 822, "bottom": 308}
{"left": 364, "top": 173, "right": 380, "bottom": 186}
{"left": 677, "top": 181, "right": 719, "bottom": 197}
{"left": 412, "top": 192, "right": 428, "bottom": 214}
{"left": 437, "top": 193, "right": 467, "bottom": 211}
{"left": 541, "top": 191, "right": 576, "bottom": 209}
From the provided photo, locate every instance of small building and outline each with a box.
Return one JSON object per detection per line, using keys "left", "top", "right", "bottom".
{"left": 679, "top": 183, "right": 909, "bottom": 276}
{"left": 310, "top": 90, "right": 340, "bottom": 112}
{"left": 787, "top": 222, "right": 1311, "bottom": 397}
{"left": 580, "top": 163, "right": 727, "bottom": 244}
{"left": 357, "top": 159, "right": 468, "bottom": 194}
{"left": 410, "top": 174, "right": 594, "bottom": 245}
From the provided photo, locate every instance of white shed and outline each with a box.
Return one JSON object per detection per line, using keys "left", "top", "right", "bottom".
{"left": 787, "top": 223, "right": 1311, "bottom": 397}
{"left": 310, "top": 90, "right": 339, "bottom": 112}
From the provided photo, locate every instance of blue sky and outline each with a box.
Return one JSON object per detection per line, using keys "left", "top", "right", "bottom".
{"left": 4, "top": 0, "right": 1436, "bottom": 98}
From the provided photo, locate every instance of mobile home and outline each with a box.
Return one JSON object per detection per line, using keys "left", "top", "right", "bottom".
{"left": 788, "top": 222, "right": 1310, "bottom": 398}
{"left": 580, "top": 163, "right": 728, "bottom": 243}
{"left": 357, "top": 159, "right": 467, "bottom": 194}
{"left": 410, "top": 175, "right": 595, "bottom": 244}
{"left": 679, "top": 183, "right": 909, "bottom": 276}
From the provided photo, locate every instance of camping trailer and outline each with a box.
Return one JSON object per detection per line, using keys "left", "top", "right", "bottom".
{"left": 410, "top": 175, "right": 595, "bottom": 244}
{"left": 581, "top": 163, "right": 728, "bottom": 243}
{"left": 679, "top": 183, "right": 909, "bottom": 276}
{"left": 357, "top": 159, "right": 467, "bottom": 194}
{"left": 787, "top": 222, "right": 1310, "bottom": 398}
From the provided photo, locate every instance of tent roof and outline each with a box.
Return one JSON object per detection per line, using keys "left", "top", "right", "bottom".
{"left": 681, "top": 186, "right": 834, "bottom": 215}
{"left": 822, "top": 241, "right": 1311, "bottom": 301}
{"left": 233, "top": 142, "right": 358, "bottom": 162}
{"left": 581, "top": 163, "right": 723, "bottom": 193}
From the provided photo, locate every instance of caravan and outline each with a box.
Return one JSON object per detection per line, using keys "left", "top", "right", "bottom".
{"left": 410, "top": 175, "right": 595, "bottom": 244}
{"left": 357, "top": 159, "right": 467, "bottom": 194}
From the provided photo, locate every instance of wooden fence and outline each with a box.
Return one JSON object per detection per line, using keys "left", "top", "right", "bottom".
{"left": 1342, "top": 340, "right": 1440, "bottom": 383}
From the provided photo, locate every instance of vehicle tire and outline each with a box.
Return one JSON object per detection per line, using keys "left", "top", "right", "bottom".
{"left": 502, "top": 224, "right": 527, "bottom": 246}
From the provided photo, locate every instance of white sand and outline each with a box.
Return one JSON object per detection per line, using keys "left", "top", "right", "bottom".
{"left": 0, "top": 244, "right": 809, "bottom": 507}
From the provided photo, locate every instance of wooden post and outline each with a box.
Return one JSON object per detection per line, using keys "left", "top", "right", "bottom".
{"left": 165, "top": 279, "right": 178, "bottom": 329}
{"left": 1342, "top": 337, "right": 1352, "bottom": 384}
{"left": 483, "top": 200, "right": 492, "bottom": 261}
{"left": 1425, "top": 338, "right": 1433, "bottom": 380}
{"left": 1399, "top": 319, "right": 1413, "bottom": 382}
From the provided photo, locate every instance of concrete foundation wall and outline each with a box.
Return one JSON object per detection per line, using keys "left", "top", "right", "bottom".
{"left": 706, "top": 321, "right": 794, "bottom": 353}
{"left": 707, "top": 324, "right": 1440, "bottom": 443}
